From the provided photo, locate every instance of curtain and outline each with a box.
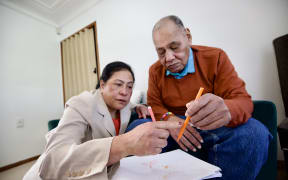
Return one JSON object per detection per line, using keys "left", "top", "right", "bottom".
{"left": 61, "top": 28, "right": 98, "bottom": 103}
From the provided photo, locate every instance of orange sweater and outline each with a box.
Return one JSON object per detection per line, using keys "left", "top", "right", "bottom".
{"left": 147, "top": 45, "right": 253, "bottom": 127}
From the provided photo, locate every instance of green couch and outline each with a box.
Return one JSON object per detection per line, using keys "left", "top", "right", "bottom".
{"left": 48, "top": 119, "right": 60, "bottom": 131}
{"left": 48, "top": 100, "right": 277, "bottom": 179}
{"left": 253, "top": 100, "right": 277, "bottom": 180}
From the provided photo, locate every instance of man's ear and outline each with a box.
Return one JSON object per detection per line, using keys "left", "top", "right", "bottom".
{"left": 185, "top": 28, "right": 192, "bottom": 43}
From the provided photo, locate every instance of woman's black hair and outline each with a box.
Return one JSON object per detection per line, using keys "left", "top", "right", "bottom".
{"left": 95, "top": 61, "right": 135, "bottom": 89}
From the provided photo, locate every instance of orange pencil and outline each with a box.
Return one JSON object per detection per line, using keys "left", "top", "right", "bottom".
{"left": 148, "top": 106, "right": 156, "bottom": 122}
{"left": 177, "top": 87, "right": 204, "bottom": 142}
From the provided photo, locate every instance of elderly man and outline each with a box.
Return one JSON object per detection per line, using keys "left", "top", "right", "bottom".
{"left": 146, "top": 15, "right": 271, "bottom": 180}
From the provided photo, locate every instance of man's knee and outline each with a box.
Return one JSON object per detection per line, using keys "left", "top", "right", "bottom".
{"left": 232, "top": 118, "right": 272, "bottom": 163}
{"left": 237, "top": 118, "right": 272, "bottom": 146}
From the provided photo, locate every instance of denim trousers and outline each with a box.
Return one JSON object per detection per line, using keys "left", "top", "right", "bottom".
{"left": 125, "top": 117, "right": 272, "bottom": 180}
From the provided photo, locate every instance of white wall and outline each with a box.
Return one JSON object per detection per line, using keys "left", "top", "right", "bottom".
{"left": 58, "top": 0, "right": 288, "bottom": 160}
{"left": 0, "top": 5, "right": 63, "bottom": 166}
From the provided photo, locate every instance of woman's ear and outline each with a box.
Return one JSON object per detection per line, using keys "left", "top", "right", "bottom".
{"left": 100, "top": 80, "right": 105, "bottom": 89}
{"left": 185, "top": 28, "right": 192, "bottom": 43}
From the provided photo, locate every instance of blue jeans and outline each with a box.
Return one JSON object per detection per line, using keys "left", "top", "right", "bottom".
{"left": 126, "top": 117, "right": 272, "bottom": 180}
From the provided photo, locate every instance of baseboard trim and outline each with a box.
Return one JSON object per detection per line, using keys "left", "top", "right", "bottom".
{"left": 0, "top": 155, "right": 40, "bottom": 172}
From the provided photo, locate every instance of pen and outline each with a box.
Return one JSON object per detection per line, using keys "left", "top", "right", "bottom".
{"left": 148, "top": 106, "right": 156, "bottom": 122}
{"left": 177, "top": 87, "right": 204, "bottom": 142}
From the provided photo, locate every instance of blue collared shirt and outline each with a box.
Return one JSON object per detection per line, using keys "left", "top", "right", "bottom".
{"left": 166, "top": 48, "right": 195, "bottom": 79}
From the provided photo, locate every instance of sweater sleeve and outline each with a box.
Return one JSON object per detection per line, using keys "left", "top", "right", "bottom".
{"left": 214, "top": 50, "right": 253, "bottom": 127}
{"left": 147, "top": 66, "right": 171, "bottom": 121}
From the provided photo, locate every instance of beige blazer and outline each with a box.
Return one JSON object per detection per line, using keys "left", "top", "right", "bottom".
{"left": 23, "top": 89, "right": 135, "bottom": 180}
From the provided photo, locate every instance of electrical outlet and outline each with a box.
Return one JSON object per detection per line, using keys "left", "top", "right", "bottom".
{"left": 16, "top": 118, "right": 24, "bottom": 128}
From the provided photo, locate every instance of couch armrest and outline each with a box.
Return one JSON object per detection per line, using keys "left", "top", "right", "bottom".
{"left": 252, "top": 100, "right": 277, "bottom": 134}
{"left": 252, "top": 100, "right": 277, "bottom": 180}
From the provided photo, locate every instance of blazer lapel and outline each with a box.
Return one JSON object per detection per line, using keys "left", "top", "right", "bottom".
{"left": 94, "top": 90, "right": 116, "bottom": 136}
{"left": 93, "top": 90, "right": 132, "bottom": 136}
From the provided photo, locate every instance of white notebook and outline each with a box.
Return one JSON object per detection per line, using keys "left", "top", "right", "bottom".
{"left": 111, "top": 149, "right": 221, "bottom": 180}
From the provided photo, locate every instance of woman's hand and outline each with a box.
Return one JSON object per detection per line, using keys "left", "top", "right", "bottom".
{"left": 135, "top": 104, "right": 149, "bottom": 119}
{"left": 125, "top": 121, "right": 182, "bottom": 156}
{"left": 107, "top": 121, "right": 182, "bottom": 166}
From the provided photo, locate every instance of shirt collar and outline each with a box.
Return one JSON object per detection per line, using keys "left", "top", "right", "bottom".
{"left": 166, "top": 48, "right": 195, "bottom": 79}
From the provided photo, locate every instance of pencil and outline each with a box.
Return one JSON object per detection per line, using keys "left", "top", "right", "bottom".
{"left": 177, "top": 87, "right": 204, "bottom": 142}
{"left": 148, "top": 106, "right": 156, "bottom": 122}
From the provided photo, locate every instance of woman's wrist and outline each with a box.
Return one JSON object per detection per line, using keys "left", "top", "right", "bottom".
{"left": 107, "top": 134, "right": 130, "bottom": 166}
{"left": 114, "top": 134, "right": 131, "bottom": 157}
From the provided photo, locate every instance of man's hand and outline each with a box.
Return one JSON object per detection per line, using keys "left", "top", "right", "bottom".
{"left": 124, "top": 121, "right": 182, "bottom": 156}
{"left": 185, "top": 93, "right": 231, "bottom": 130}
{"left": 167, "top": 116, "right": 203, "bottom": 152}
{"left": 135, "top": 104, "right": 149, "bottom": 119}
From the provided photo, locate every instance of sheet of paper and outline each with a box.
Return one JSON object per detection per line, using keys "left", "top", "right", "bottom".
{"left": 111, "top": 149, "right": 221, "bottom": 180}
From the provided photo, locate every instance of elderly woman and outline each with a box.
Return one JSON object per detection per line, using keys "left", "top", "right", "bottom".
{"left": 23, "top": 61, "right": 180, "bottom": 180}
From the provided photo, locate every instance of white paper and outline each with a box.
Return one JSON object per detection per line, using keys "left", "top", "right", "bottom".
{"left": 111, "top": 149, "right": 221, "bottom": 180}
